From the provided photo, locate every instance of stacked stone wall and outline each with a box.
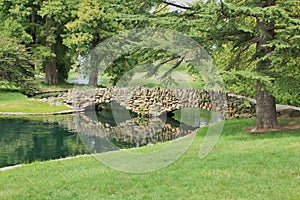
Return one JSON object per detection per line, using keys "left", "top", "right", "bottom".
{"left": 61, "top": 87, "right": 256, "bottom": 119}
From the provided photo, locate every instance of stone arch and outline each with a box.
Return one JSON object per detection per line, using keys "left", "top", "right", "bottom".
{"left": 63, "top": 87, "right": 256, "bottom": 119}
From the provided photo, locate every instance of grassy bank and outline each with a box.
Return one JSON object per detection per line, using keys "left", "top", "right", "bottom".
{"left": 0, "top": 92, "right": 71, "bottom": 113}
{"left": 0, "top": 118, "right": 299, "bottom": 199}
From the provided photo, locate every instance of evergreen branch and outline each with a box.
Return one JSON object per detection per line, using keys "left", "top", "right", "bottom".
{"left": 266, "top": 25, "right": 287, "bottom": 31}
{"left": 219, "top": 1, "right": 299, "bottom": 26}
{"left": 219, "top": 1, "right": 259, "bottom": 19}
{"left": 289, "top": 14, "right": 300, "bottom": 18}
{"left": 143, "top": 55, "right": 180, "bottom": 78}
{"left": 151, "top": 4, "right": 169, "bottom": 15}
{"left": 172, "top": 56, "right": 184, "bottom": 69}
{"left": 159, "top": 57, "right": 184, "bottom": 86}
{"left": 227, "top": 43, "right": 253, "bottom": 71}
{"left": 162, "top": 1, "right": 192, "bottom": 10}
{"left": 220, "top": 0, "right": 226, "bottom": 16}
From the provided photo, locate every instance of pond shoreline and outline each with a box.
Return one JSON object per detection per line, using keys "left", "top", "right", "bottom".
{"left": 0, "top": 154, "right": 93, "bottom": 171}
{"left": 0, "top": 109, "right": 85, "bottom": 116}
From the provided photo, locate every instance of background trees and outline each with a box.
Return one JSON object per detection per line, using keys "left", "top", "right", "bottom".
{"left": 0, "top": 0, "right": 299, "bottom": 129}
{"left": 170, "top": 0, "right": 300, "bottom": 129}
{"left": 63, "top": 0, "right": 121, "bottom": 86}
{"left": 0, "top": 35, "right": 35, "bottom": 93}
{"left": 0, "top": 0, "right": 74, "bottom": 85}
{"left": 38, "top": 0, "right": 75, "bottom": 84}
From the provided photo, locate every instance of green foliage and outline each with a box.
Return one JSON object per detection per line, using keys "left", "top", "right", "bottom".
{"left": 55, "top": 37, "right": 72, "bottom": 83}
{"left": 30, "top": 45, "right": 53, "bottom": 73}
{"left": 0, "top": 0, "right": 75, "bottom": 85}
{"left": 175, "top": 0, "right": 300, "bottom": 106}
{"left": 64, "top": 0, "right": 121, "bottom": 54}
{"left": 0, "top": 35, "right": 36, "bottom": 94}
{"left": 0, "top": 17, "right": 33, "bottom": 44}
{"left": 63, "top": 0, "right": 124, "bottom": 86}
{"left": 39, "top": 0, "right": 76, "bottom": 83}
{"left": 274, "top": 76, "right": 300, "bottom": 106}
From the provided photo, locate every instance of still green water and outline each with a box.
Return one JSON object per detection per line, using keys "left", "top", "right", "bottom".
{"left": 0, "top": 116, "right": 88, "bottom": 168}
{"left": 0, "top": 107, "right": 215, "bottom": 168}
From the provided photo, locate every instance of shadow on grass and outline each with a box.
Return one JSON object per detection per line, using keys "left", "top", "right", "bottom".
{"left": 205, "top": 117, "right": 300, "bottom": 141}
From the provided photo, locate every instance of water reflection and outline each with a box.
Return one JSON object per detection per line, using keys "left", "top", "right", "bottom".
{"left": 0, "top": 106, "right": 218, "bottom": 168}
{"left": 0, "top": 117, "right": 88, "bottom": 168}
{"left": 75, "top": 113, "right": 193, "bottom": 151}
{"left": 74, "top": 103, "right": 214, "bottom": 154}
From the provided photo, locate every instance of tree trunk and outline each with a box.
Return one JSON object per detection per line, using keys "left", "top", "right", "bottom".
{"left": 88, "top": 34, "right": 101, "bottom": 87}
{"left": 255, "top": 0, "right": 278, "bottom": 129}
{"left": 256, "top": 80, "right": 278, "bottom": 129}
{"left": 31, "top": 6, "right": 37, "bottom": 45}
{"left": 45, "top": 51, "right": 57, "bottom": 85}
{"left": 88, "top": 72, "right": 98, "bottom": 86}
{"left": 45, "top": 16, "right": 57, "bottom": 85}
{"left": 28, "top": 4, "right": 37, "bottom": 72}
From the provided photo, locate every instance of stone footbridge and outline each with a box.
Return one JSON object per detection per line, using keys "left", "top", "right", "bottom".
{"left": 61, "top": 87, "right": 256, "bottom": 119}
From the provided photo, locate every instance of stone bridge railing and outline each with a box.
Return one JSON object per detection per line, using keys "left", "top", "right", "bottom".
{"left": 61, "top": 87, "right": 256, "bottom": 119}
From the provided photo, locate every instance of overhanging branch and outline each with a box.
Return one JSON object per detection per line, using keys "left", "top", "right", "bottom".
{"left": 162, "top": 1, "right": 192, "bottom": 10}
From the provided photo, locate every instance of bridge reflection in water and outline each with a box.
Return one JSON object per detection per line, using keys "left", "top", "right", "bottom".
{"left": 74, "top": 102, "right": 218, "bottom": 154}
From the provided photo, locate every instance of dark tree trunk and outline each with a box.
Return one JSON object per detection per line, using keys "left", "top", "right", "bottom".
{"left": 31, "top": 6, "right": 37, "bottom": 44}
{"left": 28, "top": 3, "right": 37, "bottom": 72}
{"left": 256, "top": 80, "right": 278, "bottom": 129}
{"left": 45, "top": 16, "right": 57, "bottom": 85}
{"left": 45, "top": 48, "right": 57, "bottom": 85}
{"left": 255, "top": 0, "right": 278, "bottom": 129}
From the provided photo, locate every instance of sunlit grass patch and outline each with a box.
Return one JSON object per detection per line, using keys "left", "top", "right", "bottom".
{"left": 0, "top": 92, "right": 71, "bottom": 113}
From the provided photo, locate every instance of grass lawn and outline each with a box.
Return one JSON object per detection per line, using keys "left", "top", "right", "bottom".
{"left": 0, "top": 118, "right": 299, "bottom": 199}
{"left": 68, "top": 64, "right": 205, "bottom": 89}
{"left": 117, "top": 64, "right": 204, "bottom": 89}
{"left": 128, "top": 71, "right": 203, "bottom": 89}
{"left": 0, "top": 92, "right": 71, "bottom": 113}
{"left": 39, "top": 84, "right": 75, "bottom": 91}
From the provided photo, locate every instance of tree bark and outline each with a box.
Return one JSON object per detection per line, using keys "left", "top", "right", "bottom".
{"left": 88, "top": 34, "right": 100, "bottom": 87}
{"left": 255, "top": 0, "right": 278, "bottom": 129}
{"left": 88, "top": 72, "right": 98, "bottom": 86}
{"left": 31, "top": 4, "right": 37, "bottom": 45}
{"left": 45, "top": 16, "right": 57, "bottom": 85}
{"left": 256, "top": 80, "right": 278, "bottom": 129}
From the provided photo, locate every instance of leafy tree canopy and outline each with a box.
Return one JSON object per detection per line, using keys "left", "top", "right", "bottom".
{"left": 0, "top": 35, "right": 36, "bottom": 94}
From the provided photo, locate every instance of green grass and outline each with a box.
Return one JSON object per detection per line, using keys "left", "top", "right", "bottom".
{"left": 0, "top": 92, "right": 71, "bottom": 113}
{"left": 0, "top": 81, "right": 20, "bottom": 92}
{"left": 122, "top": 64, "right": 204, "bottom": 89}
{"left": 68, "top": 64, "right": 204, "bottom": 89}
{"left": 0, "top": 118, "right": 299, "bottom": 199}
{"left": 39, "top": 83, "right": 75, "bottom": 91}
{"left": 127, "top": 71, "right": 204, "bottom": 89}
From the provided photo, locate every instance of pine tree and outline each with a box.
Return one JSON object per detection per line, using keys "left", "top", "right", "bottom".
{"left": 132, "top": 0, "right": 299, "bottom": 129}
{"left": 0, "top": 35, "right": 36, "bottom": 93}
{"left": 176, "top": 0, "right": 300, "bottom": 129}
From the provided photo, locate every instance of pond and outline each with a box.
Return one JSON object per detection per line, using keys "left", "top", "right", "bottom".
{"left": 0, "top": 106, "right": 216, "bottom": 168}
